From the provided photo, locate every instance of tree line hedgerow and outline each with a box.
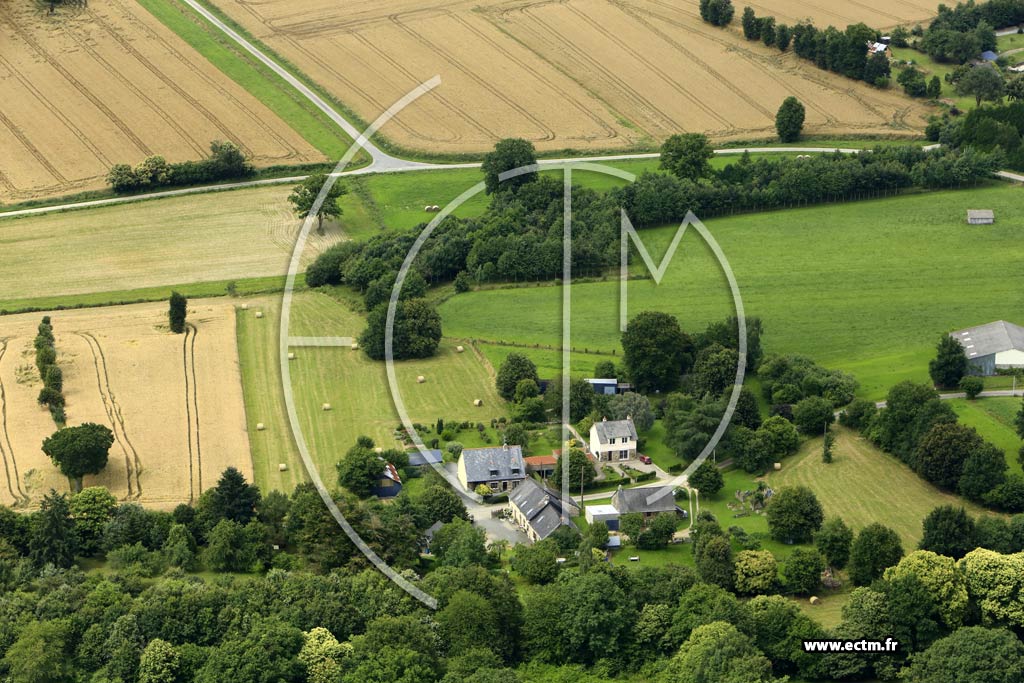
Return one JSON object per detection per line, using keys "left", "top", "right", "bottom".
{"left": 105, "top": 140, "right": 254, "bottom": 193}
{"left": 33, "top": 316, "right": 65, "bottom": 424}
{"left": 6, "top": 470, "right": 1024, "bottom": 680}
{"left": 304, "top": 139, "right": 1001, "bottom": 301}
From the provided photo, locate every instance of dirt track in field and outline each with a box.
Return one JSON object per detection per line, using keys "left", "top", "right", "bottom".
{"left": 211, "top": 0, "right": 935, "bottom": 154}
{"left": 0, "top": 302, "right": 252, "bottom": 509}
{"left": 0, "top": 1, "right": 322, "bottom": 203}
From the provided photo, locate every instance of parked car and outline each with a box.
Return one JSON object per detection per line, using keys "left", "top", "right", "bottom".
{"left": 638, "top": 455, "right": 652, "bottom": 465}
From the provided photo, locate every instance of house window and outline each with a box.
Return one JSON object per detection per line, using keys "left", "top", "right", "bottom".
{"left": 619, "top": 450, "right": 628, "bottom": 460}
{"left": 489, "top": 482, "right": 499, "bottom": 491}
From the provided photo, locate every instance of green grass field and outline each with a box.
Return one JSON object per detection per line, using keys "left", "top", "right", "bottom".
{"left": 889, "top": 46, "right": 977, "bottom": 111}
{"left": 998, "top": 32, "right": 1024, "bottom": 53}
{"left": 767, "top": 427, "right": 990, "bottom": 548}
{"left": 235, "top": 291, "right": 507, "bottom": 492}
{"left": 949, "top": 397, "right": 1023, "bottom": 476}
{"left": 137, "top": 0, "right": 364, "bottom": 165}
{"left": 440, "top": 184, "right": 1024, "bottom": 400}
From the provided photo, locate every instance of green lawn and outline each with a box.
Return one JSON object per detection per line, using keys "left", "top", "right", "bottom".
{"left": 998, "top": 32, "right": 1024, "bottom": 53}
{"left": 236, "top": 291, "right": 507, "bottom": 492}
{"left": 440, "top": 185, "right": 1024, "bottom": 400}
{"left": 889, "top": 46, "right": 976, "bottom": 110}
{"left": 949, "top": 397, "right": 1024, "bottom": 476}
{"left": 767, "top": 427, "right": 990, "bottom": 549}
{"left": 138, "top": 0, "right": 365, "bottom": 165}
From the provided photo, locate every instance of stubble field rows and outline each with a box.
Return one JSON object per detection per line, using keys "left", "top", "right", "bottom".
{"left": 208, "top": 0, "right": 934, "bottom": 155}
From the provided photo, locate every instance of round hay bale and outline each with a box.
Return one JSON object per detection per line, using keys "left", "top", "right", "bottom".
{"left": 278, "top": 463, "right": 288, "bottom": 472}
{"left": 809, "top": 596, "right": 820, "bottom": 605}
{"left": 474, "top": 399, "right": 483, "bottom": 407}
{"left": 241, "top": 303, "right": 249, "bottom": 310}
{"left": 287, "top": 352, "right": 296, "bottom": 360}
{"left": 322, "top": 403, "right": 332, "bottom": 411}
{"left": 417, "top": 375, "right": 426, "bottom": 384}
{"left": 374, "top": 447, "right": 383, "bottom": 454}
{"left": 773, "top": 462, "right": 782, "bottom": 471}
{"left": 256, "top": 423, "right": 265, "bottom": 431}
{"left": 255, "top": 311, "right": 264, "bottom": 319}
{"left": 456, "top": 345, "right": 465, "bottom": 353}
{"left": 424, "top": 205, "right": 432, "bottom": 212}
{"left": 431, "top": 205, "right": 440, "bottom": 211}
{"left": 350, "top": 343, "right": 359, "bottom": 351}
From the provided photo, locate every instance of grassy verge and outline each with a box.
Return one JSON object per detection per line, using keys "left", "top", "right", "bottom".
{"left": 137, "top": 0, "right": 367, "bottom": 166}
{"left": 949, "top": 397, "right": 1023, "bottom": 476}
{"left": 0, "top": 275, "right": 298, "bottom": 316}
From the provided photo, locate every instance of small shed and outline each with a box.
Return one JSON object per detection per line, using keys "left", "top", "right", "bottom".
{"left": 585, "top": 503, "right": 621, "bottom": 531}
{"left": 967, "top": 209, "right": 994, "bottom": 225}
{"left": 981, "top": 50, "right": 999, "bottom": 62}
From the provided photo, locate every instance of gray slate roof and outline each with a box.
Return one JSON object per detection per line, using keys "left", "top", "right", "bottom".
{"left": 950, "top": 321, "right": 1024, "bottom": 358}
{"left": 408, "top": 449, "right": 443, "bottom": 466}
{"left": 611, "top": 485, "right": 678, "bottom": 514}
{"left": 593, "top": 418, "right": 638, "bottom": 445}
{"left": 509, "top": 478, "right": 576, "bottom": 540}
{"left": 460, "top": 445, "right": 526, "bottom": 483}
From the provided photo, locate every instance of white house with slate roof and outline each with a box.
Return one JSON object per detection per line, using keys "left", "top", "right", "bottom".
{"left": 509, "top": 478, "right": 579, "bottom": 542}
{"left": 950, "top": 321, "right": 1024, "bottom": 376}
{"left": 589, "top": 417, "right": 638, "bottom": 462}
{"left": 457, "top": 444, "right": 527, "bottom": 493}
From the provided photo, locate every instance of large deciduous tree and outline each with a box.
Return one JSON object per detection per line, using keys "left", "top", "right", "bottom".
{"left": 621, "top": 311, "right": 693, "bottom": 393}
{"left": 848, "top": 523, "right": 903, "bottom": 586}
{"left": 689, "top": 460, "right": 724, "bottom": 496}
{"left": 481, "top": 138, "right": 538, "bottom": 195}
{"left": 766, "top": 486, "right": 823, "bottom": 544}
{"left": 815, "top": 516, "right": 853, "bottom": 569}
{"left": 919, "top": 505, "right": 977, "bottom": 559}
{"left": 955, "top": 66, "right": 1006, "bottom": 107}
{"left": 495, "top": 353, "right": 539, "bottom": 401}
{"left": 360, "top": 298, "right": 442, "bottom": 361}
{"left": 41, "top": 423, "right": 114, "bottom": 493}
{"left": 775, "top": 97, "right": 805, "bottom": 142}
{"left": 29, "top": 490, "right": 77, "bottom": 568}
{"left": 903, "top": 626, "right": 1024, "bottom": 683}
{"left": 168, "top": 292, "right": 187, "bottom": 334}
{"left": 659, "top": 133, "right": 715, "bottom": 181}
{"left": 288, "top": 173, "right": 346, "bottom": 234}
{"left": 929, "top": 334, "right": 968, "bottom": 389}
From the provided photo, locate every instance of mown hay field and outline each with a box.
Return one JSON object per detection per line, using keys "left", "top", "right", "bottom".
{"left": 0, "top": 301, "right": 252, "bottom": 509}
{"left": 236, "top": 292, "right": 506, "bottom": 493}
{"left": 210, "top": 0, "right": 935, "bottom": 155}
{"left": 0, "top": 0, "right": 323, "bottom": 203}
{"left": 0, "top": 186, "right": 344, "bottom": 308}
{"left": 767, "top": 427, "right": 991, "bottom": 548}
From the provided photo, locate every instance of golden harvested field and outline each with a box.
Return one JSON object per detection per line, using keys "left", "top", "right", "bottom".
{"left": 0, "top": 301, "right": 252, "bottom": 509}
{"left": 0, "top": 186, "right": 344, "bottom": 304}
{"left": 0, "top": 1, "right": 322, "bottom": 203}
{"left": 211, "top": 0, "right": 935, "bottom": 154}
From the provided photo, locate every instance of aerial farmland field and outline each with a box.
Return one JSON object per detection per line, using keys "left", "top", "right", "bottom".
{"left": 0, "top": 0, "right": 323, "bottom": 203}
{"left": 0, "top": 301, "right": 252, "bottom": 508}
{"left": 208, "top": 0, "right": 935, "bottom": 155}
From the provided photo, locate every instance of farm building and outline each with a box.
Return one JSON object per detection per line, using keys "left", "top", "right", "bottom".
{"left": 584, "top": 378, "right": 634, "bottom": 395}
{"left": 867, "top": 41, "right": 889, "bottom": 55}
{"left": 525, "top": 454, "right": 558, "bottom": 479}
{"left": 508, "top": 478, "right": 579, "bottom": 542}
{"left": 585, "top": 503, "right": 621, "bottom": 530}
{"left": 589, "top": 417, "right": 638, "bottom": 462}
{"left": 967, "top": 209, "right": 994, "bottom": 224}
{"left": 457, "top": 444, "right": 526, "bottom": 493}
{"left": 611, "top": 485, "right": 685, "bottom": 521}
{"left": 950, "top": 320, "right": 1024, "bottom": 375}
{"left": 372, "top": 463, "right": 403, "bottom": 498}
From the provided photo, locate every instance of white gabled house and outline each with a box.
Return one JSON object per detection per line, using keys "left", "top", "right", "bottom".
{"left": 589, "top": 417, "right": 638, "bottom": 462}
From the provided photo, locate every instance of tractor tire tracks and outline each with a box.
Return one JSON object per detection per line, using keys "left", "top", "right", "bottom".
{"left": 77, "top": 332, "right": 142, "bottom": 499}
{"left": 182, "top": 323, "right": 202, "bottom": 500}
{"left": 0, "top": 340, "right": 29, "bottom": 506}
